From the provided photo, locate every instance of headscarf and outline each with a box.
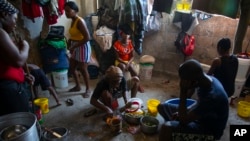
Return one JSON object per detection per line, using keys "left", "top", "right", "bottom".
{"left": 0, "top": 0, "right": 18, "bottom": 15}
{"left": 105, "top": 66, "right": 123, "bottom": 80}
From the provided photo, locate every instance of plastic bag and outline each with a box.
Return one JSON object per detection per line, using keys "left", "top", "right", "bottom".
{"left": 147, "top": 11, "right": 162, "bottom": 32}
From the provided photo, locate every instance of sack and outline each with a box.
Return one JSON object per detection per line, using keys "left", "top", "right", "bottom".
{"left": 175, "top": 31, "right": 195, "bottom": 56}
{"left": 147, "top": 11, "right": 162, "bottom": 32}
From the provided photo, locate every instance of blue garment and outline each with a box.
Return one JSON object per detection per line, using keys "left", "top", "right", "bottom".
{"left": 0, "top": 80, "right": 30, "bottom": 116}
{"left": 30, "top": 69, "right": 51, "bottom": 90}
{"left": 159, "top": 76, "right": 229, "bottom": 140}
{"left": 92, "top": 77, "right": 127, "bottom": 99}
{"left": 213, "top": 55, "right": 238, "bottom": 97}
{"left": 194, "top": 76, "right": 229, "bottom": 139}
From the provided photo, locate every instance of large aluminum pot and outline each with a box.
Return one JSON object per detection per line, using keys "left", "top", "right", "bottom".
{"left": 0, "top": 112, "right": 39, "bottom": 141}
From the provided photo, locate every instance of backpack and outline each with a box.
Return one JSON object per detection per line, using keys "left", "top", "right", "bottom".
{"left": 46, "top": 26, "right": 65, "bottom": 40}
{"left": 175, "top": 31, "right": 195, "bottom": 56}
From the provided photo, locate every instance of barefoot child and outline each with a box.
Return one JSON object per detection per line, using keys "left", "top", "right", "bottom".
{"left": 25, "top": 64, "right": 61, "bottom": 105}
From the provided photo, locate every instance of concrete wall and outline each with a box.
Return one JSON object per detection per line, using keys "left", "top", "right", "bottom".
{"left": 140, "top": 12, "right": 250, "bottom": 76}
{"left": 11, "top": 0, "right": 250, "bottom": 76}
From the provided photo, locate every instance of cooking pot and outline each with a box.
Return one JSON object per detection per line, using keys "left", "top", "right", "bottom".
{"left": 0, "top": 112, "right": 39, "bottom": 141}
{"left": 43, "top": 127, "right": 68, "bottom": 141}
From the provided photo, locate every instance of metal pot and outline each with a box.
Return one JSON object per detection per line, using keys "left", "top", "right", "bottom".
{"left": 43, "top": 127, "right": 68, "bottom": 141}
{"left": 140, "top": 116, "right": 159, "bottom": 134}
{"left": 0, "top": 112, "right": 39, "bottom": 141}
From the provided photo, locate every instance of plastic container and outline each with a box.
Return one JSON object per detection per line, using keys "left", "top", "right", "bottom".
{"left": 147, "top": 99, "right": 160, "bottom": 116}
{"left": 237, "top": 101, "right": 250, "bottom": 118}
{"left": 34, "top": 98, "right": 49, "bottom": 114}
{"left": 234, "top": 79, "right": 246, "bottom": 97}
{"left": 52, "top": 69, "right": 68, "bottom": 88}
{"left": 236, "top": 58, "right": 250, "bottom": 81}
{"left": 91, "top": 16, "right": 99, "bottom": 30}
{"left": 200, "top": 63, "right": 210, "bottom": 73}
{"left": 139, "top": 64, "right": 154, "bottom": 80}
{"left": 176, "top": 0, "right": 193, "bottom": 12}
{"left": 164, "top": 98, "right": 197, "bottom": 109}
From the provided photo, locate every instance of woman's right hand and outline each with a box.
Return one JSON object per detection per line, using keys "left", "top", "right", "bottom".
{"left": 105, "top": 107, "right": 114, "bottom": 117}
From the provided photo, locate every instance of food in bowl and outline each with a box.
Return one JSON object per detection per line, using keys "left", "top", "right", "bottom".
{"left": 140, "top": 116, "right": 159, "bottom": 134}
{"left": 124, "top": 109, "right": 144, "bottom": 125}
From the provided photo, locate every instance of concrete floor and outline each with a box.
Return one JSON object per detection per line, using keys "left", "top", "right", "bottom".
{"left": 40, "top": 74, "right": 250, "bottom": 141}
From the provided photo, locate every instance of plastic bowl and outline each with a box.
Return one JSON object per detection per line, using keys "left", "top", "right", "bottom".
{"left": 140, "top": 116, "right": 159, "bottom": 134}
{"left": 237, "top": 101, "right": 250, "bottom": 118}
{"left": 164, "top": 98, "right": 197, "bottom": 109}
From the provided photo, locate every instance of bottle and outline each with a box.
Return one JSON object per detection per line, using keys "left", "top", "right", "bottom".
{"left": 176, "top": 0, "right": 183, "bottom": 11}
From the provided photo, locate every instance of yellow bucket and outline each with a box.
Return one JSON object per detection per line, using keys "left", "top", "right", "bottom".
{"left": 34, "top": 98, "right": 49, "bottom": 114}
{"left": 237, "top": 101, "right": 250, "bottom": 118}
{"left": 147, "top": 99, "right": 160, "bottom": 117}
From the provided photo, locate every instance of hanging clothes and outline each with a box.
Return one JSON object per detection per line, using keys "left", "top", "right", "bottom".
{"left": 42, "top": 0, "right": 65, "bottom": 25}
{"left": 22, "top": 0, "right": 43, "bottom": 22}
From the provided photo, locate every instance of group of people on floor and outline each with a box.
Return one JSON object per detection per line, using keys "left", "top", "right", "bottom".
{"left": 0, "top": 0, "right": 239, "bottom": 140}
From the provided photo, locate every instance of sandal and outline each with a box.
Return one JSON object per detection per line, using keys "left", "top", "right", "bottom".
{"left": 69, "top": 86, "right": 81, "bottom": 92}
{"left": 82, "top": 90, "right": 91, "bottom": 98}
{"left": 84, "top": 108, "right": 97, "bottom": 117}
{"left": 66, "top": 99, "right": 74, "bottom": 106}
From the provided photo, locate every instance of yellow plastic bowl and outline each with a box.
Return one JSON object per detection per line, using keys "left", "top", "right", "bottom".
{"left": 237, "top": 101, "right": 250, "bottom": 118}
{"left": 147, "top": 99, "right": 160, "bottom": 116}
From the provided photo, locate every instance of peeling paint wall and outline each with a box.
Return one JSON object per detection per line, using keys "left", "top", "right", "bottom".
{"left": 141, "top": 13, "right": 250, "bottom": 76}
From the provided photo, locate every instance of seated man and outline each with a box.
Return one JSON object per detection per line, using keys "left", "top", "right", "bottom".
{"left": 157, "top": 59, "right": 229, "bottom": 141}
{"left": 90, "top": 66, "right": 134, "bottom": 118}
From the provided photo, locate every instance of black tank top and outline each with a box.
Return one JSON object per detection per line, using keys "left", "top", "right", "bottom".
{"left": 214, "top": 55, "right": 238, "bottom": 97}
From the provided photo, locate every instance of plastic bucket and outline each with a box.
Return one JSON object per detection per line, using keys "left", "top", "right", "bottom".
{"left": 34, "top": 98, "right": 49, "bottom": 114}
{"left": 236, "top": 58, "right": 250, "bottom": 80}
{"left": 237, "top": 101, "right": 250, "bottom": 118}
{"left": 139, "top": 64, "right": 153, "bottom": 80}
{"left": 91, "top": 16, "right": 99, "bottom": 30}
{"left": 234, "top": 79, "right": 246, "bottom": 97}
{"left": 147, "top": 99, "right": 160, "bottom": 116}
{"left": 200, "top": 63, "right": 210, "bottom": 73}
{"left": 52, "top": 69, "right": 68, "bottom": 88}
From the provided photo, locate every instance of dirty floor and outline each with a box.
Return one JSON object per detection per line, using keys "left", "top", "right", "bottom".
{"left": 40, "top": 74, "right": 250, "bottom": 141}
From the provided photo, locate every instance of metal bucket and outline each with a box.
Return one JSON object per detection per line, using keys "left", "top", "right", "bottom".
{"left": 43, "top": 127, "right": 68, "bottom": 141}
{"left": 0, "top": 112, "right": 39, "bottom": 141}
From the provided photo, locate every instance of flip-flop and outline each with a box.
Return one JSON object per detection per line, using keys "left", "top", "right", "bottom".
{"left": 66, "top": 99, "right": 74, "bottom": 106}
{"left": 82, "top": 90, "right": 91, "bottom": 98}
{"left": 84, "top": 108, "right": 97, "bottom": 117}
{"left": 68, "top": 86, "right": 81, "bottom": 92}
